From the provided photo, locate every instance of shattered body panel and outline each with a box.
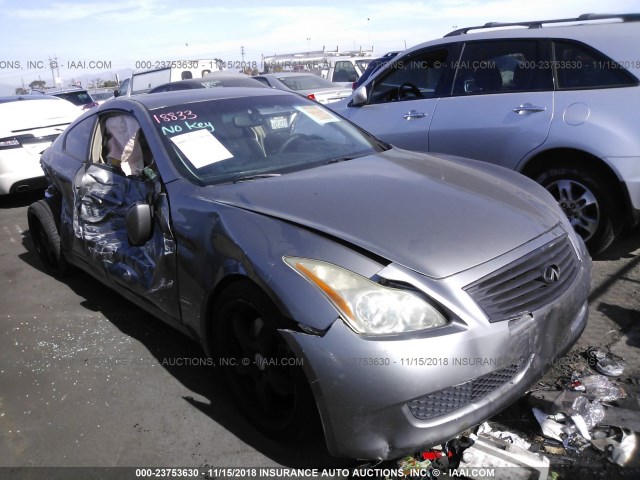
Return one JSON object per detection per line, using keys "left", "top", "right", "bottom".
{"left": 74, "top": 166, "right": 178, "bottom": 316}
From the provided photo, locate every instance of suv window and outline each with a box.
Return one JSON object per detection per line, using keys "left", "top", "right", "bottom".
{"left": 453, "top": 40, "right": 552, "bottom": 95}
{"left": 369, "top": 48, "right": 450, "bottom": 104}
{"left": 333, "top": 61, "right": 358, "bottom": 82}
{"left": 553, "top": 40, "right": 638, "bottom": 89}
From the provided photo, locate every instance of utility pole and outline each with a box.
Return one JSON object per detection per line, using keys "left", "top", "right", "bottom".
{"left": 48, "top": 56, "right": 60, "bottom": 87}
{"left": 241, "top": 46, "right": 245, "bottom": 64}
{"left": 49, "top": 56, "right": 56, "bottom": 86}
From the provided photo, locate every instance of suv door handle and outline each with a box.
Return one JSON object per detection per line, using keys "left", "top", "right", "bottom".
{"left": 403, "top": 110, "right": 427, "bottom": 120}
{"left": 513, "top": 104, "right": 547, "bottom": 114}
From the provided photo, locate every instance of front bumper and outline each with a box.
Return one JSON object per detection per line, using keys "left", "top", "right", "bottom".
{"left": 282, "top": 232, "right": 591, "bottom": 460}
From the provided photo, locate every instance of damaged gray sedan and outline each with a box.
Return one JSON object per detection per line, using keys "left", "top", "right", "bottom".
{"left": 29, "top": 88, "right": 591, "bottom": 460}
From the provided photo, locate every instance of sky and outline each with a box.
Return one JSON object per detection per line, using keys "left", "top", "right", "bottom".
{"left": 1, "top": 0, "right": 639, "bottom": 92}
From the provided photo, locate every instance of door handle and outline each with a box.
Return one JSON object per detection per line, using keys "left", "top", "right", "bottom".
{"left": 513, "top": 104, "right": 546, "bottom": 114}
{"left": 403, "top": 110, "right": 427, "bottom": 120}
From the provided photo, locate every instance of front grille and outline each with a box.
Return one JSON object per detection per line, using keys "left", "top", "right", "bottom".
{"left": 464, "top": 234, "right": 579, "bottom": 322}
{"left": 407, "top": 363, "right": 521, "bottom": 420}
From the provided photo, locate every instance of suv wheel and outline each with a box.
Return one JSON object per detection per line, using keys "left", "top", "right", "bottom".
{"left": 535, "top": 167, "right": 619, "bottom": 254}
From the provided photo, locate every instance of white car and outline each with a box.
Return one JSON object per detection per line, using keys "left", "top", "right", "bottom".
{"left": 254, "top": 73, "right": 353, "bottom": 104}
{"left": 0, "top": 96, "right": 82, "bottom": 195}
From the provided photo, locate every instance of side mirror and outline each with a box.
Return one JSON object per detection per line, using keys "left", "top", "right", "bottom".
{"left": 113, "top": 88, "right": 120, "bottom": 98}
{"left": 351, "top": 85, "right": 368, "bottom": 106}
{"left": 126, "top": 203, "right": 153, "bottom": 246}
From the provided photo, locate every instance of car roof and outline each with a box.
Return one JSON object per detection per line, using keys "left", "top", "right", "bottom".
{"left": 0, "top": 95, "right": 67, "bottom": 104}
{"left": 43, "top": 87, "right": 88, "bottom": 94}
{"left": 260, "top": 72, "right": 315, "bottom": 78}
{"left": 107, "top": 86, "right": 295, "bottom": 110}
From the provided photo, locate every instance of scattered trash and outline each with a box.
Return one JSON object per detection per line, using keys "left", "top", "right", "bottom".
{"left": 610, "top": 432, "right": 637, "bottom": 466}
{"left": 580, "top": 374, "right": 627, "bottom": 402}
{"left": 541, "top": 442, "right": 567, "bottom": 456}
{"left": 587, "top": 346, "right": 626, "bottom": 376}
{"left": 570, "top": 379, "right": 586, "bottom": 392}
{"left": 381, "top": 366, "right": 638, "bottom": 477}
{"left": 562, "top": 429, "right": 591, "bottom": 453}
{"left": 477, "top": 422, "right": 532, "bottom": 450}
{"left": 459, "top": 433, "right": 550, "bottom": 480}
{"left": 532, "top": 407, "right": 565, "bottom": 442}
{"left": 397, "top": 455, "right": 431, "bottom": 477}
{"left": 590, "top": 430, "right": 638, "bottom": 466}
{"left": 571, "top": 396, "right": 606, "bottom": 431}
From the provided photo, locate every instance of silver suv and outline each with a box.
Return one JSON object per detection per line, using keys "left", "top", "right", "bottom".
{"left": 330, "top": 14, "right": 640, "bottom": 253}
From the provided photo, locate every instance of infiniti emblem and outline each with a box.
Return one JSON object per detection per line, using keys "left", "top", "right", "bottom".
{"left": 542, "top": 264, "right": 561, "bottom": 284}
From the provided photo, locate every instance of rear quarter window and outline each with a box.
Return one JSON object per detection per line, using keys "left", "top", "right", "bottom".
{"left": 63, "top": 116, "right": 96, "bottom": 161}
{"left": 553, "top": 40, "right": 639, "bottom": 89}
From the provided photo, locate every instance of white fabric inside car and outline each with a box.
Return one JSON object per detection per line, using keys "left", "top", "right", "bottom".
{"left": 105, "top": 114, "right": 144, "bottom": 176}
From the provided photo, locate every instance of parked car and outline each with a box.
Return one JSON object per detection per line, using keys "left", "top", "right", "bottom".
{"left": 323, "top": 56, "right": 371, "bottom": 85}
{"left": 253, "top": 72, "right": 352, "bottom": 104}
{"left": 148, "top": 72, "right": 267, "bottom": 93}
{"left": 88, "top": 90, "right": 115, "bottom": 105}
{"left": 45, "top": 87, "right": 99, "bottom": 110}
{"left": 352, "top": 51, "right": 401, "bottom": 90}
{"left": 114, "top": 60, "right": 222, "bottom": 98}
{"left": 29, "top": 87, "right": 590, "bottom": 460}
{"left": 330, "top": 14, "right": 640, "bottom": 254}
{"left": 0, "top": 96, "right": 81, "bottom": 195}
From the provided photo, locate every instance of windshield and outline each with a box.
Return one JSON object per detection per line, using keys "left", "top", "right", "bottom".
{"left": 152, "top": 94, "right": 385, "bottom": 185}
{"left": 278, "top": 75, "right": 337, "bottom": 90}
{"left": 91, "top": 92, "right": 114, "bottom": 101}
{"left": 53, "top": 91, "right": 94, "bottom": 106}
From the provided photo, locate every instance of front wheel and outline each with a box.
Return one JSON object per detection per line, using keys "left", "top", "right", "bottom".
{"left": 212, "top": 281, "right": 318, "bottom": 439}
{"left": 535, "top": 167, "right": 621, "bottom": 254}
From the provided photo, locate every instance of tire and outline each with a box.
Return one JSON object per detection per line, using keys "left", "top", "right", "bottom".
{"left": 212, "top": 280, "right": 319, "bottom": 440}
{"left": 535, "top": 167, "right": 621, "bottom": 255}
{"left": 27, "top": 199, "right": 70, "bottom": 277}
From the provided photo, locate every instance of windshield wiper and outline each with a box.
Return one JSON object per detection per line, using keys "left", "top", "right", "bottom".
{"left": 323, "top": 155, "right": 361, "bottom": 165}
{"left": 232, "top": 173, "right": 281, "bottom": 183}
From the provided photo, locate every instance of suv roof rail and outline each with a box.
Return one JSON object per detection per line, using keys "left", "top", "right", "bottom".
{"left": 445, "top": 13, "right": 640, "bottom": 36}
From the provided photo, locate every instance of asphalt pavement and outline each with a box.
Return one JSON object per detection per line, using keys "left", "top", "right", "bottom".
{"left": 0, "top": 190, "right": 638, "bottom": 475}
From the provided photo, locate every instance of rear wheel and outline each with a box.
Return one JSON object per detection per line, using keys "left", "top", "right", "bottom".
{"left": 535, "top": 166, "right": 620, "bottom": 254}
{"left": 27, "top": 199, "right": 70, "bottom": 277}
{"left": 212, "top": 281, "right": 317, "bottom": 439}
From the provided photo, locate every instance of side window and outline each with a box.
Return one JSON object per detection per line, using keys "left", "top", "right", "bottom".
{"left": 253, "top": 77, "right": 271, "bottom": 87}
{"left": 96, "top": 113, "right": 151, "bottom": 177}
{"left": 453, "top": 40, "right": 552, "bottom": 95}
{"left": 554, "top": 40, "right": 638, "bottom": 89}
{"left": 63, "top": 116, "right": 96, "bottom": 161}
{"left": 181, "top": 71, "right": 193, "bottom": 80}
{"left": 119, "top": 78, "right": 130, "bottom": 96}
{"left": 369, "top": 48, "right": 450, "bottom": 104}
{"left": 333, "top": 61, "right": 357, "bottom": 82}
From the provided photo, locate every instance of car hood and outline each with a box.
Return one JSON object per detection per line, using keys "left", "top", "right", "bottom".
{"left": 298, "top": 87, "right": 352, "bottom": 96}
{"left": 209, "top": 149, "right": 561, "bottom": 278}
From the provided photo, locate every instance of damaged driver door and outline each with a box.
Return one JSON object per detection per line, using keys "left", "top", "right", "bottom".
{"left": 72, "top": 113, "right": 180, "bottom": 321}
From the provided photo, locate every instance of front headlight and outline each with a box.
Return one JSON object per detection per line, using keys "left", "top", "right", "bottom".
{"left": 284, "top": 257, "right": 447, "bottom": 335}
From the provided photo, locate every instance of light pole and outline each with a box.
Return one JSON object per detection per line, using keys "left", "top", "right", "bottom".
{"left": 307, "top": 37, "right": 311, "bottom": 54}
